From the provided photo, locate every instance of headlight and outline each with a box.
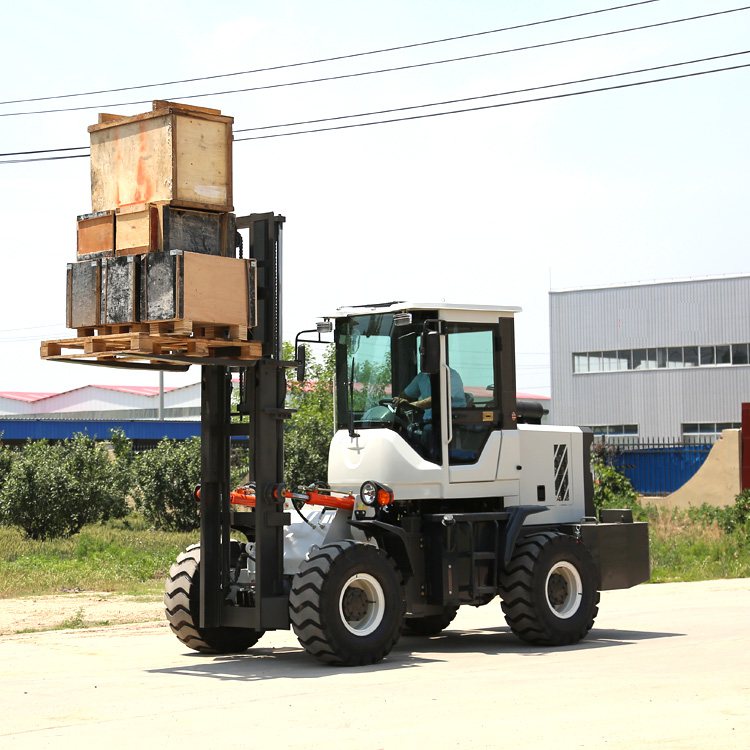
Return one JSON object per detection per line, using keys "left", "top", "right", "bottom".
{"left": 360, "top": 481, "right": 394, "bottom": 507}
{"left": 360, "top": 481, "right": 378, "bottom": 506}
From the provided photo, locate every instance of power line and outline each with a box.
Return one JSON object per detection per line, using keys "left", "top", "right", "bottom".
{"left": 234, "top": 50, "right": 750, "bottom": 134}
{"left": 2, "top": 5, "right": 747, "bottom": 118}
{"left": 8, "top": 49, "right": 738, "bottom": 155}
{"left": 2, "top": 59, "right": 747, "bottom": 164}
{"left": 0, "top": 1, "right": 666, "bottom": 107}
{"left": 233, "top": 62, "right": 750, "bottom": 141}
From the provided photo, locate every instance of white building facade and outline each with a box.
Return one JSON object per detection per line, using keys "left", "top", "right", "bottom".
{"left": 549, "top": 275, "right": 750, "bottom": 442}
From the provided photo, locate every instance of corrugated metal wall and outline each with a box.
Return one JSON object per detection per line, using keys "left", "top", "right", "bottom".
{"left": 549, "top": 276, "right": 750, "bottom": 437}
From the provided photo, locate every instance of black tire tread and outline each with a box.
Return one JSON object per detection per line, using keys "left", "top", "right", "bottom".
{"left": 498, "top": 532, "right": 600, "bottom": 647}
{"left": 289, "top": 541, "right": 405, "bottom": 666}
{"left": 164, "top": 543, "right": 263, "bottom": 654}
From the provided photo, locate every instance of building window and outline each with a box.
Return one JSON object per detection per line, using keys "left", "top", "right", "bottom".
{"left": 589, "top": 424, "right": 639, "bottom": 445}
{"left": 732, "top": 344, "right": 749, "bottom": 365}
{"left": 682, "top": 422, "right": 741, "bottom": 444}
{"left": 572, "top": 342, "right": 750, "bottom": 373}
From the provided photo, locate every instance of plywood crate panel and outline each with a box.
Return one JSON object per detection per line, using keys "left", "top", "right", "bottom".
{"left": 89, "top": 101, "right": 233, "bottom": 213}
{"left": 115, "top": 203, "right": 236, "bottom": 257}
{"left": 101, "top": 255, "right": 139, "bottom": 325}
{"left": 66, "top": 260, "right": 101, "bottom": 329}
{"left": 76, "top": 211, "right": 115, "bottom": 260}
{"left": 140, "top": 251, "right": 256, "bottom": 327}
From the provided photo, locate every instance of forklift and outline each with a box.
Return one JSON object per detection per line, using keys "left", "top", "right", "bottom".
{"left": 163, "top": 212, "right": 650, "bottom": 666}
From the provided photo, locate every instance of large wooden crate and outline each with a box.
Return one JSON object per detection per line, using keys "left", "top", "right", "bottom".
{"left": 140, "top": 251, "right": 256, "bottom": 328}
{"left": 66, "top": 260, "right": 101, "bottom": 329}
{"left": 100, "top": 256, "right": 139, "bottom": 325}
{"left": 115, "top": 203, "right": 236, "bottom": 257}
{"left": 88, "top": 101, "right": 233, "bottom": 214}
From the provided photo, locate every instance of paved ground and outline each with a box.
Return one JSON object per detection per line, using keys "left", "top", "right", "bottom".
{"left": 1, "top": 578, "right": 748, "bottom": 749}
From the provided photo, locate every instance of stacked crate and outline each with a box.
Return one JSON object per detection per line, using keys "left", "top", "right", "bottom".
{"left": 55, "top": 101, "right": 259, "bottom": 363}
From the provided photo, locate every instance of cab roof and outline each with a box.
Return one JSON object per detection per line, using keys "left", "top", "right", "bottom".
{"left": 330, "top": 301, "right": 521, "bottom": 320}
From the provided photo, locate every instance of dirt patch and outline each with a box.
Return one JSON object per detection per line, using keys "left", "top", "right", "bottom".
{"left": 0, "top": 592, "right": 164, "bottom": 635}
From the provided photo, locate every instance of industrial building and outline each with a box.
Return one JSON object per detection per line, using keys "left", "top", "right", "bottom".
{"left": 0, "top": 384, "right": 201, "bottom": 447}
{"left": 549, "top": 274, "right": 750, "bottom": 443}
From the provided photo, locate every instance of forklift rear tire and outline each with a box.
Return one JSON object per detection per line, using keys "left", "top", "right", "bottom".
{"left": 498, "top": 532, "right": 600, "bottom": 646}
{"left": 164, "top": 543, "right": 264, "bottom": 654}
{"left": 289, "top": 541, "right": 405, "bottom": 666}
{"left": 402, "top": 606, "right": 459, "bottom": 636}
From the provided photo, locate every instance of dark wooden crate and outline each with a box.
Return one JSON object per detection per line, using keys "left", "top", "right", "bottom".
{"left": 101, "top": 255, "right": 139, "bottom": 325}
{"left": 66, "top": 260, "right": 101, "bottom": 329}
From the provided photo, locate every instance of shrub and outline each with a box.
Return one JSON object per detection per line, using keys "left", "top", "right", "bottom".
{"left": 688, "top": 489, "right": 750, "bottom": 534}
{"left": 131, "top": 437, "right": 201, "bottom": 531}
{"left": 591, "top": 453, "right": 643, "bottom": 516}
{"left": 0, "top": 434, "right": 129, "bottom": 540}
{"left": 0, "top": 441, "right": 14, "bottom": 490}
{"left": 283, "top": 343, "right": 335, "bottom": 489}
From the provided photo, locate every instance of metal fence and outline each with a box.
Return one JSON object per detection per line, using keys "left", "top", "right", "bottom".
{"left": 600, "top": 439, "right": 712, "bottom": 496}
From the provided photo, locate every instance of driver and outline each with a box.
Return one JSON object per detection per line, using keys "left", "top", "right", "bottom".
{"left": 393, "top": 367, "right": 466, "bottom": 421}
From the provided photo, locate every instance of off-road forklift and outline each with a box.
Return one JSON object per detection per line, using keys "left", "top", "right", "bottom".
{"left": 163, "top": 214, "right": 650, "bottom": 666}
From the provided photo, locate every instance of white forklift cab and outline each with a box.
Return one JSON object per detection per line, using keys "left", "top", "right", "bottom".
{"left": 326, "top": 301, "right": 586, "bottom": 527}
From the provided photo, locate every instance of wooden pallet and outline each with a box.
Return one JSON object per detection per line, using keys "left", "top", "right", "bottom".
{"left": 73, "top": 320, "right": 249, "bottom": 341}
{"left": 41, "top": 330, "right": 261, "bottom": 365}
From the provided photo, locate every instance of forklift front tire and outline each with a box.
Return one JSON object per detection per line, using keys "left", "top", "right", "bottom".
{"left": 289, "top": 541, "right": 405, "bottom": 666}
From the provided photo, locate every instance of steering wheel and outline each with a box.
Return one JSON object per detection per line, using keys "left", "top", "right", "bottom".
{"left": 381, "top": 397, "right": 422, "bottom": 427}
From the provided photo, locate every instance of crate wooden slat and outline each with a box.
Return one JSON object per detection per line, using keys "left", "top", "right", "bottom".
{"left": 76, "top": 211, "right": 115, "bottom": 259}
{"left": 72, "top": 319, "right": 247, "bottom": 340}
{"left": 88, "top": 101, "right": 233, "bottom": 213}
{"left": 100, "top": 255, "right": 139, "bottom": 325}
{"left": 66, "top": 260, "right": 101, "bottom": 329}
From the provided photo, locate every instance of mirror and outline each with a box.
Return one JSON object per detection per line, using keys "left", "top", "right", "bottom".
{"left": 296, "top": 343, "right": 306, "bottom": 382}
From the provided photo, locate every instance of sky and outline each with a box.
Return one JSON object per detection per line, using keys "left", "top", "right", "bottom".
{"left": 1, "top": 0, "right": 748, "bottom": 398}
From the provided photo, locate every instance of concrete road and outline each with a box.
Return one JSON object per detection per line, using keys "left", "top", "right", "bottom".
{"left": 1, "top": 578, "right": 748, "bottom": 749}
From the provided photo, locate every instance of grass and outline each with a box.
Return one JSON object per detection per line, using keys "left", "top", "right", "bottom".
{"left": 0, "top": 514, "right": 197, "bottom": 599}
{"left": 646, "top": 504, "right": 750, "bottom": 582}
{"left": 0, "top": 505, "right": 748, "bottom": 602}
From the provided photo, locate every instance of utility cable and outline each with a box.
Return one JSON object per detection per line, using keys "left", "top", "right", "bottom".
{"left": 0, "top": 1, "right": 667, "bottom": 106}
{"left": 1, "top": 5, "right": 747, "bottom": 118}
{"left": 233, "top": 62, "right": 750, "bottom": 141}
{"left": 233, "top": 49, "right": 750, "bottom": 133}
{"left": 2, "top": 58, "right": 747, "bottom": 163}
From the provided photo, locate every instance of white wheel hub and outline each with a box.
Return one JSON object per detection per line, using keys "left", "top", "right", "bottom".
{"left": 545, "top": 561, "right": 583, "bottom": 619}
{"left": 339, "top": 573, "right": 386, "bottom": 636}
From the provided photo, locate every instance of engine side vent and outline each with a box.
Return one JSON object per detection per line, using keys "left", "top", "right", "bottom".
{"left": 553, "top": 444, "right": 570, "bottom": 502}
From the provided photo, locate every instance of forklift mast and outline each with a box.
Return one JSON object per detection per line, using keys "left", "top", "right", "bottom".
{"left": 199, "top": 212, "right": 291, "bottom": 632}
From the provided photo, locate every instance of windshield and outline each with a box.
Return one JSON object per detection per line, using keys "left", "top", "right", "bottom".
{"left": 335, "top": 311, "right": 436, "bottom": 435}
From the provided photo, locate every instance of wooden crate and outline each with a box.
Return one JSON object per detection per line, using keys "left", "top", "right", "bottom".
{"left": 101, "top": 255, "right": 139, "bottom": 325}
{"left": 88, "top": 100, "right": 233, "bottom": 214}
{"left": 66, "top": 260, "right": 101, "bottom": 329}
{"left": 76, "top": 211, "right": 115, "bottom": 260}
{"left": 140, "top": 251, "right": 256, "bottom": 328}
{"left": 115, "top": 203, "right": 236, "bottom": 257}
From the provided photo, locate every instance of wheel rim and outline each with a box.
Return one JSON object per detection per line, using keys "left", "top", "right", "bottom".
{"left": 339, "top": 573, "right": 386, "bottom": 636}
{"left": 545, "top": 561, "right": 583, "bottom": 619}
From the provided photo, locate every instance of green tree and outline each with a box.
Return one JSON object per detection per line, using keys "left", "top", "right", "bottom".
{"left": 0, "top": 434, "right": 129, "bottom": 540}
{"left": 283, "top": 342, "right": 335, "bottom": 489}
{"left": 131, "top": 437, "right": 202, "bottom": 532}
